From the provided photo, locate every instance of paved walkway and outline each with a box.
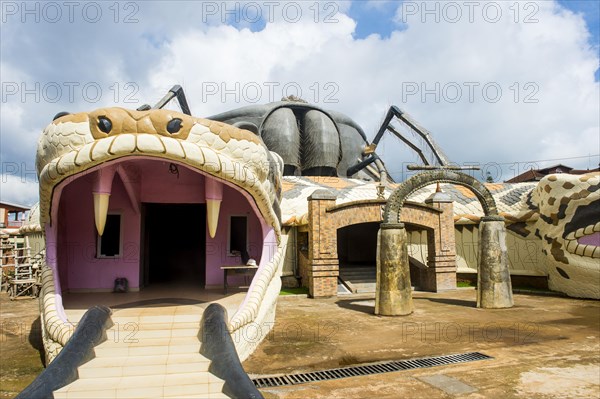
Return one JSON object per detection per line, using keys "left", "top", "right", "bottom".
{"left": 55, "top": 286, "right": 246, "bottom": 398}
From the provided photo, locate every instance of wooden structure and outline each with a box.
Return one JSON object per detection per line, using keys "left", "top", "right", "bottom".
{"left": 0, "top": 234, "right": 41, "bottom": 299}
{"left": 0, "top": 201, "right": 29, "bottom": 229}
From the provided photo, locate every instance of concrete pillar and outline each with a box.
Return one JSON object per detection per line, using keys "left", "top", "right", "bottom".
{"left": 477, "top": 216, "right": 514, "bottom": 308}
{"left": 375, "top": 223, "right": 413, "bottom": 316}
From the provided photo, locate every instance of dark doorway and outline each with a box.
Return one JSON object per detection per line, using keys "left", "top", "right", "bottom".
{"left": 337, "top": 222, "right": 379, "bottom": 293}
{"left": 337, "top": 222, "right": 379, "bottom": 268}
{"left": 141, "top": 203, "right": 206, "bottom": 287}
{"left": 229, "top": 216, "right": 248, "bottom": 255}
{"left": 336, "top": 222, "right": 425, "bottom": 293}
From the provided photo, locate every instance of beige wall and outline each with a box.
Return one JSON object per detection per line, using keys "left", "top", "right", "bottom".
{"left": 407, "top": 225, "right": 547, "bottom": 276}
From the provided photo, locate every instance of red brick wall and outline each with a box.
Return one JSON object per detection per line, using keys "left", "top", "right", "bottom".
{"left": 306, "top": 195, "right": 455, "bottom": 297}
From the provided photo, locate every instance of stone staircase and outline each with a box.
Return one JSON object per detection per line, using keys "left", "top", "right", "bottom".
{"left": 339, "top": 266, "right": 376, "bottom": 293}
{"left": 54, "top": 306, "right": 229, "bottom": 398}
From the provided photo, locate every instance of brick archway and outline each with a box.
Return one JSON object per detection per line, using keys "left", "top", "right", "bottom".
{"left": 384, "top": 170, "right": 499, "bottom": 223}
{"left": 376, "top": 170, "right": 513, "bottom": 316}
{"left": 305, "top": 189, "right": 455, "bottom": 298}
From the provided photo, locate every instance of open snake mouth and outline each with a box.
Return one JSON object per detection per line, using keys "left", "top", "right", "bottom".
{"left": 36, "top": 108, "right": 285, "bottom": 358}
{"left": 38, "top": 108, "right": 282, "bottom": 231}
{"left": 563, "top": 199, "right": 600, "bottom": 258}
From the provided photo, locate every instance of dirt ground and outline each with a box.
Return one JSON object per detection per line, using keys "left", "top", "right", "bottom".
{"left": 0, "top": 292, "right": 44, "bottom": 399}
{"left": 244, "top": 289, "right": 600, "bottom": 399}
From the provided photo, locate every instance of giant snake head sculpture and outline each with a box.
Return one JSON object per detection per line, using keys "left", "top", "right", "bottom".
{"left": 36, "top": 106, "right": 285, "bottom": 361}
{"left": 37, "top": 107, "right": 283, "bottom": 232}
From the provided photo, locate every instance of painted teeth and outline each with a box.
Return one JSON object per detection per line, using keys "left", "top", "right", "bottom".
{"left": 567, "top": 240, "right": 600, "bottom": 259}
{"left": 572, "top": 224, "right": 600, "bottom": 239}
{"left": 584, "top": 245, "right": 596, "bottom": 258}
{"left": 205, "top": 179, "right": 223, "bottom": 239}
{"left": 93, "top": 193, "right": 110, "bottom": 236}
{"left": 206, "top": 199, "right": 221, "bottom": 239}
{"left": 565, "top": 238, "right": 600, "bottom": 258}
{"left": 92, "top": 166, "right": 116, "bottom": 236}
{"left": 566, "top": 240, "right": 579, "bottom": 253}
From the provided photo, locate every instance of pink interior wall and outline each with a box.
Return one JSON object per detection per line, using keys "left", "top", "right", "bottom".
{"left": 140, "top": 161, "right": 205, "bottom": 203}
{"left": 58, "top": 172, "right": 141, "bottom": 291}
{"left": 205, "top": 184, "right": 263, "bottom": 287}
{"left": 57, "top": 158, "right": 263, "bottom": 291}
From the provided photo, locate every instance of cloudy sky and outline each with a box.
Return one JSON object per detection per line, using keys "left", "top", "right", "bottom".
{"left": 1, "top": 0, "right": 599, "bottom": 206}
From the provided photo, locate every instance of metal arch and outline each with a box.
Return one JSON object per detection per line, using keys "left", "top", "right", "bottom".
{"left": 346, "top": 105, "right": 449, "bottom": 178}
{"left": 383, "top": 170, "right": 499, "bottom": 224}
{"left": 372, "top": 106, "right": 450, "bottom": 166}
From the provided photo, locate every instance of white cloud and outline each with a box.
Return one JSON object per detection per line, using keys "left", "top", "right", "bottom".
{"left": 0, "top": 174, "right": 39, "bottom": 206}
{"left": 147, "top": 14, "right": 358, "bottom": 116}
{"left": 143, "top": 1, "right": 598, "bottom": 181}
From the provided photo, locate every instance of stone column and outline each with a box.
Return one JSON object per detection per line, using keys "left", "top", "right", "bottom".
{"left": 477, "top": 216, "right": 514, "bottom": 308}
{"left": 424, "top": 190, "right": 457, "bottom": 292}
{"left": 375, "top": 223, "right": 413, "bottom": 316}
{"left": 307, "top": 190, "right": 339, "bottom": 298}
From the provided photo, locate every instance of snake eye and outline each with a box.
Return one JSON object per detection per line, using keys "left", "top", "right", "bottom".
{"left": 53, "top": 111, "right": 70, "bottom": 121}
{"left": 167, "top": 118, "right": 183, "bottom": 134}
{"left": 98, "top": 116, "right": 112, "bottom": 134}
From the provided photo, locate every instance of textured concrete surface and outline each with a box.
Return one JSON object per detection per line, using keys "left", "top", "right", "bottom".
{"left": 375, "top": 224, "right": 413, "bottom": 316}
{"left": 477, "top": 218, "right": 514, "bottom": 308}
{"left": 418, "top": 374, "right": 478, "bottom": 395}
{"left": 244, "top": 289, "right": 600, "bottom": 399}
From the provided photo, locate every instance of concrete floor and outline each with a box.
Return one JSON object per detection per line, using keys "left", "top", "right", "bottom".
{"left": 243, "top": 289, "right": 600, "bottom": 399}
{"left": 2, "top": 286, "right": 598, "bottom": 398}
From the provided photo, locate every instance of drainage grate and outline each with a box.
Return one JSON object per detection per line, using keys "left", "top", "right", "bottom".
{"left": 252, "top": 352, "right": 492, "bottom": 388}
